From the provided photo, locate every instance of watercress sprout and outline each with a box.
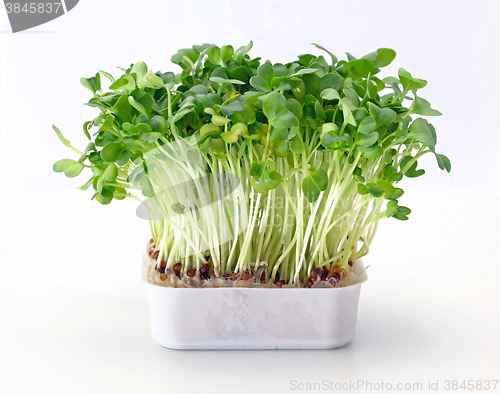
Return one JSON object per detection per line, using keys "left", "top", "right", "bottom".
{"left": 53, "top": 42, "right": 450, "bottom": 286}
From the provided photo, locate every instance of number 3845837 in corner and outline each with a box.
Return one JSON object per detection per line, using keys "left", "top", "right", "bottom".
{"left": 5, "top": 3, "right": 63, "bottom": 14}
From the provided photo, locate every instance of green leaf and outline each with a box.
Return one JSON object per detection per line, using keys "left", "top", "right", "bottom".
{"left": 302, "top": 73, "right": 321, "bottom": 99}
{"left": 301, "top": 169, "right": 328, "bottom": 203}
{"left": 302, "top": 176, "right": 319, "bottom": 203}
{"left": 346, "top": 59, "right": 375, "bottom": 80}
{"left": 340, "top": 100, "right": 356, "bottom": 126}
{"left": 210, "top": 76, "right": 246, "bottom": 85}
{"left": 216, "top": 100, "right": 244, "bottom": 116}
{"left": 408, "top": 118, "right": 436, "bottom": 151}
{"left": 262, "top": 92, "right": 297, "bottom": 129}
{"left": 131, "top": 61, "right": 148, "bottom": 82}
{"left": 399, "top": 68, "right": 427, "bottom": 91}
{"left": 99, "top": 70, "right": 115, "bottom": 84}
{"left": 212, "top": 114, "right": 230, "bottom": 126}
{"left": 278, "top": 140, "right": 289, "bottom": 154}
{"left": 286, "top": 98, "right": 303, "bottom": 119}
{"left": 145, "top": 72, "right": 165, "bottom": 88}
{"left": 141, "top": 132, "right": 162, "bottom": 143}
{"left": 64, "top": 163, "right": 84, "bottom": 178}
{"left": 101, "top": 143, "right": 124, "bottom": 162}
{"left": 369, "top": 103, "right": 397, "bottom": 127}
{"left": 52, "top": 125, "right": 71, "bottom": 148}
{"left": 250, "top": 164, "right": 282, "bottom": 194}
{"left": 289, "top": 138, "right": 304, "bottom": 154}
{"left": 96, "top": 163, "right": 118, "bottom": 192}
{"left": 220, "top": 45, "right": 234, "bottom": 63}
{"left": 200, "top": 123, "right": 220, "bottom": 138}
{"left": 435, "top": 153, "right": 451, "bottom": 172}
{"left": 169, "top": 107, "right": 195, "bottom": 124}
{"left": 128, "top": 96, "right": 147, "bottom": 114}
{"left": 109, "top": 74, "right": 136, "bottom": 94}
{"left": 109, "top": 95, "right": 132, "bottom": 121}
{"left": 386, "top": 200, "right": 398, "bottom": 217}
{"left": 362, "top": 48, "right": 396, "bottom": 68}
{"left": 366, "top": 180, "right": 384, "bottom": 197}
{"left": 375, "top": 179, "right": 395, "bottom": 195}
{"left": 250, "top": 64, "right": 274, "bottom": 93}
{"left": 80, "top": 77, "right": 98, "bottom": 94}
{"left": 207, "top": 46, "right": 223, "bottom": 66}
{"left": 405, "top": 169, "right": 425, "bottom": 178}
{"left": 140, "top": 177, "right": 155, "bottom": 198}
{"left": 358, "top": 132, "right": 379, "bottom": 148}
{"left": 320, "top": 88, "right": 339, "bottom": 100}
{"left": 357, "top": 183, "right": 369, "bottom": 195}
{"left": 272, "top": 111, "right": 296, "bottom": 129}
{"left": 53, "top": 159, "right": 76, "bottom": 172}
{"left": 270, "top": 127, "right": 288, "bottom": 142}
{"left": 171, "top": 48, "right": 199, "bottom": 65}
{"left": 320, "top": 73, "right": 342, "bottom": 91}
{"left": 312, "top": 43, "right": 338, "bottom": 66}
{"left": 311, "top": 169, "right": 328, "bottom": 191}
{"left": 358, "top": 116, "right": 376, "bottom": 134}
{"left": 237, "top": 140, "right": 247, "bottom": 158}
{"left": 301, "top": 169, "right": 329, "bottom": 203}
{"left": 83, "top": 121, "right": 92, "bottom": 140}
{"left": 233, "top": 41, "right": 253, "bottom": 63}
{"left": 95, "top": 187, "right": 114, "bottom": 205}
{"left": 221, "top": 131, "right": 238, "bottom": 143}
{"left": 289, "top": 68, "right": 319, "bottom": 77}
{"left": 362, "top": 146, "right": 384, "bottom": 159}
{"left": 412, "top": 97, "right": 442, "bottom": 116}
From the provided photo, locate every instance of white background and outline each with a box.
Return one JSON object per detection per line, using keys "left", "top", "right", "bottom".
{"left": 1, "top": 0, "right": 499, "bottom": 393}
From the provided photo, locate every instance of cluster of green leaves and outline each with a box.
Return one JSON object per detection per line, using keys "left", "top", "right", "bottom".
{"left": 53, "top": 42, "right": 450, "bottom": 222}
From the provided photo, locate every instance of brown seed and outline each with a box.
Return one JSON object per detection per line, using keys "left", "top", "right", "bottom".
{"left": 200, "top": 263, "right": 210, "bottom": 274}
{"left": 151, "top": 250, "right": 159, "bottom": 260}
{"left": 332, "top": 265, "right": 344, "bottom": 274}
{"left": 187, "top": 269, "right": 196, "bottom": 277}
{"left": 149, "top": 239, "right": 154, "bottom": 244}
{"left": 173, "top": 263, "right": 182, "bottom": 273}
{"left": 210, "top": 271, "right": 216, "bottom": 279}
{"left": 275, "top": 279, "right": 285, "bottom": 287}
{"left": 321, "top": 266, "right": 329, "bottom": 280}
{"left": 304, "top": 282, "right": 312, "bottom": 288}
{"left": 241, "top": 272, "right": 250, "bottom": 281}
{"left": 200, "top": 271, "right": 209, "bottom": 280}
{"left": 310, "top": 269, "right": 318, "bottom": 281}
{"left": 160, "top": 273, "right": 168, "bottom": 281}
{"left": 348, "top": 261, "right": 353, "bottom": 267}
{"left": 231, "top": 273, "right": 238, "bottom": 281}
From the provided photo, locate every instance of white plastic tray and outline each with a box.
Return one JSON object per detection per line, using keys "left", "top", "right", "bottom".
{"left": 144, "top": 260, "right": 367, "bottom": 350}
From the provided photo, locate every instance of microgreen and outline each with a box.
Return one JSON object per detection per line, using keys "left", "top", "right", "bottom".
{"left": 52, "top": 42, "right": 450, "bottom": 286}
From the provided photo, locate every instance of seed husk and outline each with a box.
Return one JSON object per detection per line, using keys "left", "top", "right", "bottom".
{"left": 275, "top": 279, "right": 285, "bottom": 287}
